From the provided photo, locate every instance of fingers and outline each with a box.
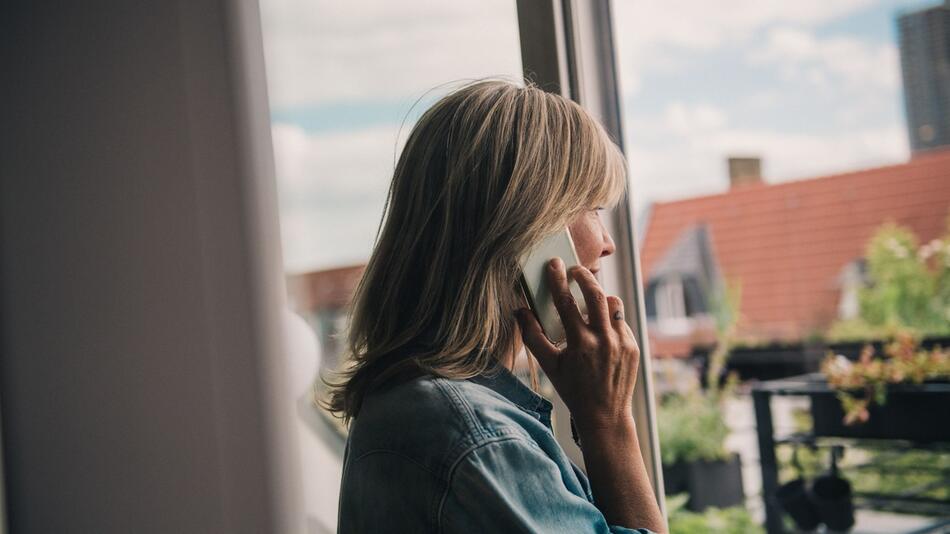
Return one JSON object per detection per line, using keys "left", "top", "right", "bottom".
{"left": 547, "top": 258, "right": 584, "bottom": 342}
{"left": 606, "top": 295, "right": 623, "bottom": 323}
{"left": 607, "top": 295, "right": 627, "bottom": 330}
{"left": 607, "top": 295, "right": 634, "bottom": 336}
{"left": 569, "top": 266, "right": 609, "bottom": 330}
{"left": 515, "top": 308, "right": 559, "bottom": 371}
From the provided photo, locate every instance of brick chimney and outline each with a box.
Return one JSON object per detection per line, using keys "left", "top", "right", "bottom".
{"left": 727, "top": 156, "right": 762, "bottom": 188}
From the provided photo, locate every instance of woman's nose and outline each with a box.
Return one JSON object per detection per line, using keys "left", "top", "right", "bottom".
{"left": 601, "top": 221, "right": 616, "bottom": 257}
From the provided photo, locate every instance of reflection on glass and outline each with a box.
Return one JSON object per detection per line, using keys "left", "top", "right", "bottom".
{"left": 259, "top": 1, "right": 522, "bottom": 530}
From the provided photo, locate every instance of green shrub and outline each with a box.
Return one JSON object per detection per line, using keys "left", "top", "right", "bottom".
{"left": 666, "top": 494, "right": 764, "bottom": 534}
{"left": 657, "top": 393, "right": 730, "bottom": 465}
{"left": 828, "top": 218, "right": 950, "bottom": 341}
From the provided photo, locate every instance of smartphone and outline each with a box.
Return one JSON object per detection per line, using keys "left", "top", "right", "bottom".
{"left": 518, "top": 228, "right": 588, "bottom": 344}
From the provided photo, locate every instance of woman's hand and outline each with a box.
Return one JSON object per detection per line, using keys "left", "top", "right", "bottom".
{"left": 515, "top": 257, "right": 640, "bottom": 435}
{"left": 515, "top": 258, "right": 666, "bottom": 532}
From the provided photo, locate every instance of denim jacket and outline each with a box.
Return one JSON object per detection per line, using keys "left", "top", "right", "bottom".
{"left": 337, "top": 364, "right": 656, "bottom": 533}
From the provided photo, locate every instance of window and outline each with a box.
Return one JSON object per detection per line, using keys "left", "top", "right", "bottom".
{"left": 836, "top": 259, "right": 867, "bottom": 320}
{"left": 258, "top": 1, "right": 523, "bottom": 529}
{"left": 656, "top": 276, "right": 686, "bottom": 320}
{"left": 615, "top": 0, "right": 950, "bottom": 531}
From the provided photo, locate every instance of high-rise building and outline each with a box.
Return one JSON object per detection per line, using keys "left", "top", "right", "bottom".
{"left": 898, "top": 1, "right": 950, "bottom": 153}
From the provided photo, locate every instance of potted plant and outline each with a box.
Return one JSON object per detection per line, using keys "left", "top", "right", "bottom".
{"left": 666, "top": 493, "right": 764, "bottom": 534}
{"left": 658, "top": 279, "right": 746, "bottom": 511}
{"left": 812, "top": 219, "right": 950, "bottom": 442}
{"left": 814, "top": 332, "right": 950, "bottom": 441}
{"left": 658, "top": 392, "right": 745, "bottom": 512}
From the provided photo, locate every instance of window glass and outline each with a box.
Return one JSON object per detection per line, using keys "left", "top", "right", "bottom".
{"left": 656, "top": 277, "right": 684, "bottom": 320}
{"left": 258, "top": 1, "right": 522, "bottom": 529}
{"left": 615, "top": 0, "right": 950, "bottom": 530}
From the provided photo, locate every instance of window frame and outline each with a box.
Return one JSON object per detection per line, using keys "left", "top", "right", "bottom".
{"left": 515, "top": 0, "right": 667, "bottom": 517}
{"left": 655, "top": 275, "right": 693, "bottom": 336}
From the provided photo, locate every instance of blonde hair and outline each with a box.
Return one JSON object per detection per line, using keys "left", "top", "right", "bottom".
{"left": 323, "top": 78, "right": 627, "bottom": 422}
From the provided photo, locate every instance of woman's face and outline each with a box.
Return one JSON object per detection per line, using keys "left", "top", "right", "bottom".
{"left": 568, "top": 208, "right": 616, "bottom": 274}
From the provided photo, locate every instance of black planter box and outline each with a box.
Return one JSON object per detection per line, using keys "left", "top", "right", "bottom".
{"left": 810, "top": 383, "right": 950, "bottom": 443}
{"left": 687, "top": 453, "right": 745, "bottom": 511}
{"left": 662, "top": 461, "right": 688, "bottom": 495}
{"left": 663, "top": 453, "right": 745, "bottom": 512}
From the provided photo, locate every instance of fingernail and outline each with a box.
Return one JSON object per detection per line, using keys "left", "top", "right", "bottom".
{"left": 548, "top": 257, "right": 562, "bottom": 270}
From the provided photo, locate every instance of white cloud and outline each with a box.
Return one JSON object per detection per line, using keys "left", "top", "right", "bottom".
{"left": 612, "top": 0, "right": 876, "bottom": 94}
{"left": 610, "top": 2, "right": 910, "bottom": 213}
{"left": 261, "top": 0, "right": 912, "bottom": 271}
{"left": 260, "top": 0, "right": 523, "bottom": 271}
{"left": 271, "top": 122, "right": 406, "bottom": 272}
{"left": 271, "top": 122, "right": 402, "bottom": 196}
{"left": 625, "top": 120, "right": 909, "bottom": 211}
{"left": 706, "top": 125, "right": 908, "bottom": 178}
{"left": 664, "top": 102, "right": 728, "bottom": 134}
{"left": 259, "top": 0, "right": 523, "bottom": 107}
{"left": 750, "top": 27, "right": 900, "bottom": 91}
{"left": 279, "top": 207, "right": 383, "bottom": 274}
{"left": 613, "top": 0, "right": 875, "bottom": 51}
{"left": 743, "top": 89, "right": 783, "bottom": 111}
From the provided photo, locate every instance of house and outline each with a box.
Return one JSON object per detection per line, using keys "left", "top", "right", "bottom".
{"left": 640, "top": 151, "right": 950, "bottom": 358}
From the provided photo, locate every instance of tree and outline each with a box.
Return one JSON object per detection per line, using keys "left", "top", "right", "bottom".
{"left": 828, "top": 215, "right": 950, "bottom": 341}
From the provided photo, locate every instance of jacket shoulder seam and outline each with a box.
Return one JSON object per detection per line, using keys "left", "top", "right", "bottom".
{"left": 436, "top": 435, "right": 546, "bottom": 533}
{"left": 431, "top": 377, "right": 487, "bottom": 440}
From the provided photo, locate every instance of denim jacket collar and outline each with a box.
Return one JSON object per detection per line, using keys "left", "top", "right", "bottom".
{"left": 469, "top": 364, "right": 554, "bottom": 428}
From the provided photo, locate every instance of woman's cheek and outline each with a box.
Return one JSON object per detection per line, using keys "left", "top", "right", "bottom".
{"left": 572, "top": 223, "right": 598, "bottom": 265}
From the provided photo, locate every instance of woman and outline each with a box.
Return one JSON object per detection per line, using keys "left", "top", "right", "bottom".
{"left": 326, "top": 79, "right": 666, "bottom": 533}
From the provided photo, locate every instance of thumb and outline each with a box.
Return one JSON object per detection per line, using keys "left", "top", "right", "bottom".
{"left": 515, "top": 308, "right": 559, "bottom": 374}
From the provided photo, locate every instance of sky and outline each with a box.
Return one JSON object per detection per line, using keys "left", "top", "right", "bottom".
{"left": 259, "top": 0, "right": 938, "bottom": 274}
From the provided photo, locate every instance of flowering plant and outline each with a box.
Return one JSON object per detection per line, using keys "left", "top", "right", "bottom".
{"left": 820, "top": 332, "right": 950, "bottom": 425}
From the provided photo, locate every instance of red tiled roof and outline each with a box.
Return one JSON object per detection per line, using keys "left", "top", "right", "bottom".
{"left": 288, "top": 264, "right": 365, "bottom": 312}
{"left": 641, "top": 150, "right": 950, "bottom": 347}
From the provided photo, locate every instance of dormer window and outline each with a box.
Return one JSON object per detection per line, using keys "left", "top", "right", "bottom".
{"left": 646, "top": 274, "right": 708, "bottom": 335}
{"left": 646, "top": 274, "right": 691, "bottom": 335}
{"left": 656, "top": 275, "right": 687, "bottom": 321}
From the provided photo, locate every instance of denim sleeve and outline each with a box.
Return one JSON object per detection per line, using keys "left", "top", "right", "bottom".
{"left": 439, "top": 436, "right": 656, "bottom": 534}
